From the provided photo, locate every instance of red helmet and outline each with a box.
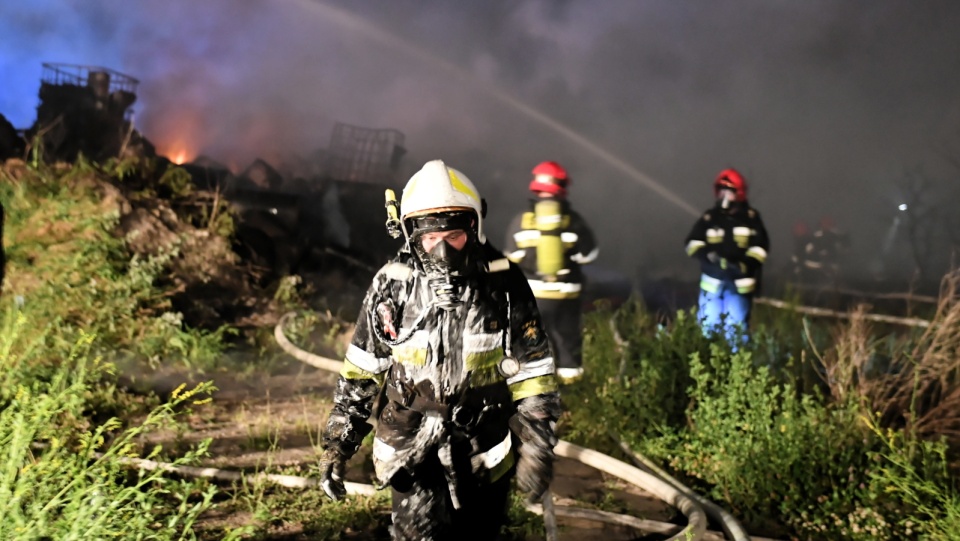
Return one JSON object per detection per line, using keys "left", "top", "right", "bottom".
{"left": 714, "top": 168, "right": 748, "bottom": 202}
{"left": 792, "top": 220, "right": 809, "bottom": 238}
{"left": 529, "top": 161, "right": 569, "bottom": 197}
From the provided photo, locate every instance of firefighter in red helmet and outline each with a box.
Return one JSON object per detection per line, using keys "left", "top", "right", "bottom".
{"left": 684, "top": 168, "right": 769, "bottom": 345}
{"left": 504, "top": 161, "right": 599, "bottom": 383}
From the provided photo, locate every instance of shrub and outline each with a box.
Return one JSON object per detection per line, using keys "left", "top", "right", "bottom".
{"left": 0, "top": 307, "right": 237, "bottom": 540}
{"left": 1, "top": 161, "right": 227, "bottom": 369}
{"left": 653, "top": 345, "right": 891, "bottom": 539}
{"left": 566, "top": 297, "right": 960, "bottom": 540}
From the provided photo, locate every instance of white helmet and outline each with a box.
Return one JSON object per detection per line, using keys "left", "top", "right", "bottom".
{"left": 400, "top": 159, "right": 485, "bottom": 242}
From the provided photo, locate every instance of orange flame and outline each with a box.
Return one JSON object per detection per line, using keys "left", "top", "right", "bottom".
{"left": 151, "top": 109, "right": 200, "bottom": 166}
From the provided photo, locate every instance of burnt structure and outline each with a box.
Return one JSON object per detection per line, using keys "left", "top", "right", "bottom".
{"left": 193, "top": 123, "right": 407, "bottom": 281}
{"left": 326, "top": 122, "right": 405, "bottom": 184}
{"left": 29, "top": 63, "right": 152, "bottom": 163}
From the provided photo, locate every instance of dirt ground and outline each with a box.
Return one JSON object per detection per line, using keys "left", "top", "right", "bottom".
{"left": 133, "top": 356, "right": 699, "bottom": 541}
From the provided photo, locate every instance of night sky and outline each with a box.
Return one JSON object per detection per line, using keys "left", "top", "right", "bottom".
{"left": 3, "top": 0, "right": 960, "bottom": 288}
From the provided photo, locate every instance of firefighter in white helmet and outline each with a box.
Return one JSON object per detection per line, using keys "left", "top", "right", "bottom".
{"left": 504, "top": 161, "right": 599, "bottom": 384}
{"left": 317, "top": 160, "right": 561, "bottom": 540}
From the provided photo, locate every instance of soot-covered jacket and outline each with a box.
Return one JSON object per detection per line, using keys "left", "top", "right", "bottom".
{"left": 684, "top": 203, "right": 769, "bottom": 295}
{"left": 504, "top": 198, "right": 598, "bottom": 299}
{"left": 324, "top": 241, "right": 558, "bottom": 495}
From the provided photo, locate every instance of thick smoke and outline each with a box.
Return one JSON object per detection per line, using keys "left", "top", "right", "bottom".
{"left": 3, "top": 0, "right": 960, "bottom": 288}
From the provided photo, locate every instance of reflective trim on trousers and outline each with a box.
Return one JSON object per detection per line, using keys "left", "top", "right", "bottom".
{"left": 698, "top": 283, "right": 752, "bottom": 347}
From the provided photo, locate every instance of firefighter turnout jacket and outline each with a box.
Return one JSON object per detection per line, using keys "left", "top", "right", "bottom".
{"left": 322, "top": 241, "right": 558, "bottom": 506}
{"left": 684, "top": 202, "right": 769, "bottom": 294}
{"left": 504, "top": 196, "right": 599, "bottom": 300}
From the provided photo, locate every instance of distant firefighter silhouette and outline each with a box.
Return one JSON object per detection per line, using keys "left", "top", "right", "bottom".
{"left": 793, "top": 216, "right": 849, "bottom": 286}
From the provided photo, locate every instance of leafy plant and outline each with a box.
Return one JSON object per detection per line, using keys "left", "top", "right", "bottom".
{"left": 0, "top": 308, "right": 241, "bottom": 540}
{"left": 1, "top": 160, "right": 228, "bottom": 369}
{"left": 565, "top": 295, "right": 960, "bottom": 540}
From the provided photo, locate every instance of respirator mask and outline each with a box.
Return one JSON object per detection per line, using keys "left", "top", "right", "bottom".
{"left": 717, "top": 187, "right": 737, "bottom": 210}
{"left": 409, "top": 211, "right": 477, "bottom": 310}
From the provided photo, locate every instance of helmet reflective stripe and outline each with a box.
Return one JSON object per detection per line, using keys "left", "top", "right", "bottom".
{"left": 400, "top": 160, "right": 485, "bottom": 242}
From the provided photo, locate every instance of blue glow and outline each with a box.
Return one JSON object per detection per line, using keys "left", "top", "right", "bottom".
{"left": 0, "top": 1, "right": 134, "bottom": 127}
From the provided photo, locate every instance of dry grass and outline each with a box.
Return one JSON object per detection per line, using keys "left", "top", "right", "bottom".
{"left": 818, "top": 304, "right": 875, "bottom": 404}
{"left": 821, "top": 271, "right": 960, "bottom": 444}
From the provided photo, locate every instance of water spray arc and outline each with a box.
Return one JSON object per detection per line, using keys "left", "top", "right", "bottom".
{"left": 303, "top": 0, "right": 700, "bottom": 218}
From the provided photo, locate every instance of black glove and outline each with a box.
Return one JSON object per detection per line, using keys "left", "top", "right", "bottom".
{"left": 318, "top": 448, "right": 347, "bottom": 501}
{"left": 317, "top": 377, "right": 377, "bottom": 502}
{"left": 510, "top": 393, "right": 561, "bottom": 502}
{"left": 321, "top": 377, "right": 376, "bottom": 455}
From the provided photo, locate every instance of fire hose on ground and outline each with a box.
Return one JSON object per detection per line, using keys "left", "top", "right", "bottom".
{"left": 271, "top": 312, "right": 779, "bottom": 540}
{"left": 53, "top": 312, "right": 780, "bottom": 540}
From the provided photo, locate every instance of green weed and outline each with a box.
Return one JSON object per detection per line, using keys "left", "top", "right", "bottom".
{"left": 0, "top": 308, "right": 240, "bottom": 540}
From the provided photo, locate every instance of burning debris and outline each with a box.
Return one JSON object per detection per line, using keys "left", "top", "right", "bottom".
{"left": 0, "top": 61, "right": 417, "bottom": 330}
{"left": 174, "top": 122, "right": 409, "bottom": 282}
{"left": 4, "top": 62, "right": 408, "bottom": 276}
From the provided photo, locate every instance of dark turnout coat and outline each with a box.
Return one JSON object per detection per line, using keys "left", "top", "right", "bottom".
{"left": 324, "top": 241, "right": 557, "bottom": 503}
{"left": 684, "top": 202, "right": 769, "bottom": 295}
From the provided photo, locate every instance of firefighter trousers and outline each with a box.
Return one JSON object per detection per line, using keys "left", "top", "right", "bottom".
{"left": 698, "top": 280, "right": 752, "bottom": 347}
{"left": 389, "top": 451, "right": 514, "bottom": 541}
{"left": 535, "top": 296, "right": 583, "bottom": 372}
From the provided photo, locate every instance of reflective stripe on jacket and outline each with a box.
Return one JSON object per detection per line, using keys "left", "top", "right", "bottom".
{"left": 685, "top": 203, "right": 769, "bottom": 287}
{"left": 504, "top": 200, "right": 598, "bottom": 297}
{"left": 337, "top": 242, "right": 557, "bottom": 490}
